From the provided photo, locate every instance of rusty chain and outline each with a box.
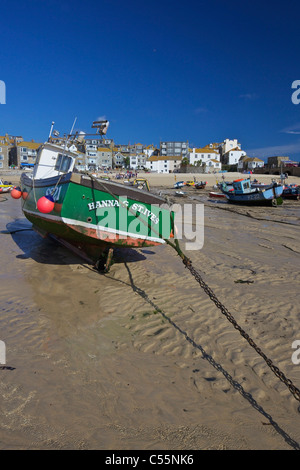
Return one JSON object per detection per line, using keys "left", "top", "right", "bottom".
{"left": 180, "top": 255, "right": 300, "bottom": 404}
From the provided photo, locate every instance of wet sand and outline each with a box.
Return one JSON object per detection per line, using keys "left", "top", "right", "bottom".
{"left": 1, "top": 172, "right": 300, "bottom": 449}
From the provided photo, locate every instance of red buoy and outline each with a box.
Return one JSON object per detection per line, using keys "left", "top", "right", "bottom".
{"left": 37, "top": 195, "right": 55, "bottom": 213}
{"left": 11, "top": 186, "right": 22, "bottom": 199}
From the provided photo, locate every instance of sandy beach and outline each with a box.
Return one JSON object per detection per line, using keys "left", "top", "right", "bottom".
{"left": 1, "top": 170, "right": 300, "bottom": 450}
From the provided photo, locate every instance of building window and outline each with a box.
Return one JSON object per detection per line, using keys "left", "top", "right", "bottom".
{"left": 21, "top": 155, "right": 28, "bottom": 161}
{"left": 0, "top": 155, "right": 3, "bottom": 160}
{"left": 0, "top": 162, "right": 3, "bottom": 168}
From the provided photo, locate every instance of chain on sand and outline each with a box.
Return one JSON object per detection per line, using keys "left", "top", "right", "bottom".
{"left": 180, "top": 255, "right": 300, "bottom": 404}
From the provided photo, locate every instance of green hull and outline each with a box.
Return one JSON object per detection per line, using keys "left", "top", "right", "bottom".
{"left": 20, "top": 172, "right": 174, "bottom": 262}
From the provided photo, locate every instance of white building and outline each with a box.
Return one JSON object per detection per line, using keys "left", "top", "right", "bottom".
{"left": 206, "top": 158, "right": 222, "bottom": 171}
{"left": 221, "top": 138, "right": 241, "bottom": 155}
{"left": 220, "top": 138, "right": 247, "bottom": 166}
{"left": 189, "top": 147, "right": 221, "bottom": 166}
{"left": 74, "top": 151, "right": 88, "bottom": 171}
{"left": 129, "top": 154, "right": 148, "bottom": 170}
{"left": 143, "top": 145, "right": 156, "bottom": 158}
{"left": 238, "top": 156, "right": 264, "bottom": 171}
{"left": 223, "top": 148, "right": 246, "bottom": 165}
{"left": 113, "top": 151, "right": 125, "bottom": 168}
{"left": 145, "top": 155, "right": 182, "bottom": 173}
{"left": 248, "top": 157, "right": 264, "bottom": 169}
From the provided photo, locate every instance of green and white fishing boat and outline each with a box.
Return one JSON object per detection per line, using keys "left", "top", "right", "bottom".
{"left": 18, "top": 120, "right": 174, "bottom": 268}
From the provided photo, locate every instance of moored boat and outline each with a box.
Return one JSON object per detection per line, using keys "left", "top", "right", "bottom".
{"left": 174, "top": 181, "right": 186, "bottom": 189}
{"left": 220, "top": 178, "right": 284, "bottom": 206}
{"left": 194, "top": 181, "right": 207, "bottom": 189}
{"left": 175, "top": 190, "right": 186, "bottom": 197}
{"left": 282, "top": 185, "right": 300, "bottom": 200}
{"left": 208, "top": 191, "right": 227, "bottom": 199}
{"left": 0, "top": 179, "right": 13, "bottom": 193}
{"left": 15, "top": 120, "right": 175, "bottom": 268}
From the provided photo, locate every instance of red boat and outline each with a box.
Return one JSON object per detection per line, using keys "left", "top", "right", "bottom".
{"left": 209, "top": 191, "right": 227, "bottom": 199}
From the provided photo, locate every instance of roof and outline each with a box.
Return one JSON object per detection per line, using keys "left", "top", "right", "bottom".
{"left": 97, "top": 147, "right": 112, "bottom": 152}
{"left": 241, "top": 156, "right": 264, "bottom": 162}
{"left": 224, "top": 146, "right": 242, "bottom": 154}
{"left": 204, "top": 143, "right": 221, "bottom": 149}
{"left": 194, "top": 148, "right": 218, "bottom": 154}
{"left": 17, "top": 141, "right": 42, "bottom": 149}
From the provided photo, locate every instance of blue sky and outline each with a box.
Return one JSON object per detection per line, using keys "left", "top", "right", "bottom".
{"left": 1, "top": 0, "right": 300, "bottom": 160}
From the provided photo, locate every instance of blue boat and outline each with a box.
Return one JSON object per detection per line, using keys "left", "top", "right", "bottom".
{"left": 220, "top": 178, "right": 284, "bottom": 206}
{"left": 174, "top": 181, "right": 186, "bottom": 189}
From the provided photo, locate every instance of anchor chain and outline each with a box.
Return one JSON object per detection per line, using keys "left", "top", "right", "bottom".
{"left": 180, "top": 255, "right": 300, "bottom": 404}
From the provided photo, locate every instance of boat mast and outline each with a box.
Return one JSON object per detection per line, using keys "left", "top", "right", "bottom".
{"left": 48, "top": 121, "right": 55, "bottom": 139}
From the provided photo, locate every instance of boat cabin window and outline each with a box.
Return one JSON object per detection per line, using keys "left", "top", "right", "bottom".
{"left": 55, "top": 154, "right": 73, "bottom": 173}
{"left": 243, "top": 181, "right": 250, "bottom": 190}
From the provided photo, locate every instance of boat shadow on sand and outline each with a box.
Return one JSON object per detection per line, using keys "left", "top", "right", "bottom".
{"left": 4, "top": 219, "right": 148, "bottom": 267}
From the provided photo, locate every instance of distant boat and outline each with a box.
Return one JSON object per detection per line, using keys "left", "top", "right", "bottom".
{"left": 175, "top": 190, "right": 186, "bottom": 197}
{"left": 209, "top": 191, "right": 227, "bottom": 199}
{"left": 0, "top": 179, "right": 13, "bottom": 193}
{"left": 174, "top": 181, "right": 186, "bottom": 189}
{"left": 282, "top": 185, "right": 300, "bottom": 200}
{"left": 220, "top": 178, "right": 284, "bottom": 206}
{"left": 194, "top": 181, "right": 207, "bottom": 189}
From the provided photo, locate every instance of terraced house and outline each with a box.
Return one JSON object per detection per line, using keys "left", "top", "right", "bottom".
{"left": 97, "top": 146, "right": 112, "bottom": 169}
{"left": 12, "top": 141, "right": 42, "bottom": 168}
{"left": 0, "top": 134, "right": 23, "bottom": 169}
{"left": 145, "top": 155, "right": 182, "bottom": 173}
{"left": 0, "top": 140, "right": 10, "bottom": 170}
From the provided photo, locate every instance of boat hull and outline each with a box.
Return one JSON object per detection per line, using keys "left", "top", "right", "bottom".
{"left": 209, "top": 191, "right": 227, "bottom": 199}
{"left": 282, "top": 187, "right": 300, "bottom": 200}
{"left": 20, "top": 172, "right": 174, "bottom": 263}
{"left": 222, "top": 184, "right": 284, "bottom": 206}
{"left": 0, "top": 186, "right": 12, "bottom": 193}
